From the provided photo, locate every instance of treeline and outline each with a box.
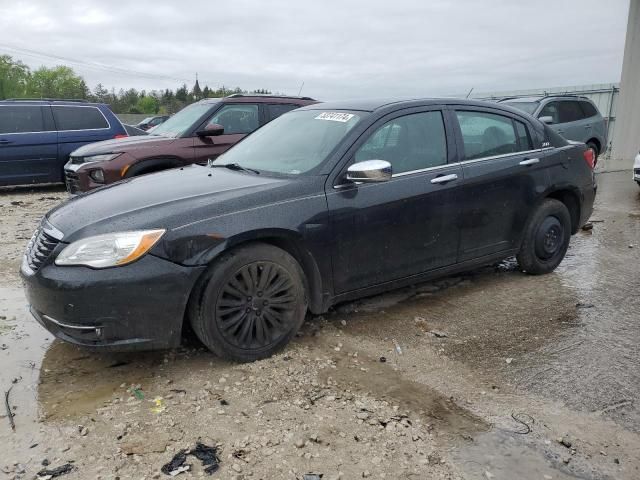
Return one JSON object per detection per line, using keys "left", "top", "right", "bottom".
{"left": 0, "top": 55, "right": 271, "bottom": 114}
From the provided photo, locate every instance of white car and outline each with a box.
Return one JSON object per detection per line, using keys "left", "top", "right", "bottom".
{"left": 635, "top": 151, "right": 640, "bottom": 187}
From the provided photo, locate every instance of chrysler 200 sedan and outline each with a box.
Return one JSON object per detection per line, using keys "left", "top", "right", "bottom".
{"left": 21, "top": 98, "right": 596, "bottom": 362}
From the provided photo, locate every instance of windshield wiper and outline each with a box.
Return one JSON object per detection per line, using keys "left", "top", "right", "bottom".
{"left": 208, "top": 162, "right": 260, "bottom": 175}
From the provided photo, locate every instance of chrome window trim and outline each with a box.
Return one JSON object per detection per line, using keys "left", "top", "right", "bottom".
{"left": 332, "top": 147, "right": 554, "bottom": 189}
{"left": 458, "top": 147, "right": 553, "bottom": 165}
{"left": 0, "top": 104, "right": 112, "bottom": 134}
{"left": 392, "top": 162, "right": 455, "bottom": 178}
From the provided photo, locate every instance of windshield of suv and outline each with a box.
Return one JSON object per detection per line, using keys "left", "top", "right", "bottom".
{"left": 213, "top": 109, "right": 363, "bottom": 175}
{"left": 501, "top": 101, "right": 539, "bottom": 115}
{"left": 151, "top": 102, "right": 215, "bottom": 138}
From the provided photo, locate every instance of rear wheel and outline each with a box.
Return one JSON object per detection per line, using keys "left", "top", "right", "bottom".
{"left": 516, "top": 199, "right": 571, "bottom": 275}
{"left": 189, "top": 243, "right": 307, "bottom": 362}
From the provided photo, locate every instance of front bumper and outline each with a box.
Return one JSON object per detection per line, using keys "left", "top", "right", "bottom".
{"left": 21, "top": 251, "right": 205, "bottom": 351}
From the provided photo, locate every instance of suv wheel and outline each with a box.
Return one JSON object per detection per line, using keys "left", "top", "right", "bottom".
{"left": 189, "top": 243, "right": 307, "bottom": 362}
{"left": 516, "top": 199, "right": 571, "bottom": 275}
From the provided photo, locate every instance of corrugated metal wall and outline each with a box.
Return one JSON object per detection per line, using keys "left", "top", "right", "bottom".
{"left": 472, "top": 83, "right": 620, "bottom": 151}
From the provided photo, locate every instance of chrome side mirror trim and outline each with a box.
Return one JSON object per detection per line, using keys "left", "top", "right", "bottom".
{"left": 346, "top": 160, "right": 392, "bottom": 183}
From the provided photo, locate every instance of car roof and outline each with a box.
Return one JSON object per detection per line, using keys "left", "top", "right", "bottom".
{"left": 195, "top": 95, "right": 317, "bottom": 106}
{"left": 499, "top": 95, "right": 592, "bottom": 103}
{"left": 0, "top": 99, "right": 106, "bottom": 107}
{"left": 298, "top": 97, "right": 522, "bottom": 113}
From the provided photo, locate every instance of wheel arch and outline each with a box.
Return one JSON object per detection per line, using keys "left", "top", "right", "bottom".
{"left": 586, "top": 137, "right": 601, "bottom": 154}
{"left": 123, "top": 156, "right": 184, "bottom": 178}
{"left": 544, "top": 188, "right": 582, "bottom": 234}
{"left": 188, "top": 228, "right": 326, "bottom": 316}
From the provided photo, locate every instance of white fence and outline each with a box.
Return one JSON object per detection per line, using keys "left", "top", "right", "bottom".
{"left": 471, "top": 83, "right": 620, "bottom": 151}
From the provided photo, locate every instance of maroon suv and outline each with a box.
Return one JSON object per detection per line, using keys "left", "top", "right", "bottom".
{"left": 64, "top": 95, "right": 317, "bottom": 193}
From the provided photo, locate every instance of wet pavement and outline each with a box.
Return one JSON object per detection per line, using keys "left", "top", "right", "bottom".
{"left": 0, "top": 172, "right": 639, "bottom": 479}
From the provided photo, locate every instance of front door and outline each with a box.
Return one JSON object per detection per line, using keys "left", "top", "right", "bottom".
{"left": 0, "top": 105, "right": 58, "bottom": 186}
{"left": 193, "top": 103, "right": 260, "bottom": 164}
{"left": 327, "top": 108, "right": 461, "bottom": 293}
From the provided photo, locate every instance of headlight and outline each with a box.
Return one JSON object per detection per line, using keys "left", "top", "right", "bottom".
{"left": 82, "top": 153, "right": 122, "bottom": 163}
{"left": 55, "top": 229, "right": 165, "bottom": 268}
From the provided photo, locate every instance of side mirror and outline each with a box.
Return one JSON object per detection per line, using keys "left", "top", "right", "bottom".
{"left": 539, "top": 115, "right": 554, "bottom": 125}
{"left": 346, "top": 160, "right": 392, "bottom": 183}
{"left": 196, "top": 123, "right": 224, "bottom": 137}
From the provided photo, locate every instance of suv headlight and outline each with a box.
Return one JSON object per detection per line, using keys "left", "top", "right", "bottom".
{"left": 55, "top": 230, "right": 165, "bottom": 268}
{"left": 82, "top": 153, "right": 122, "bottom": 164}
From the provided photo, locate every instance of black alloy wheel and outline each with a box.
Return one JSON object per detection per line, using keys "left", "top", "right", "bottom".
{"left": 189, "top": 243, "right": 307, "bottom": 362}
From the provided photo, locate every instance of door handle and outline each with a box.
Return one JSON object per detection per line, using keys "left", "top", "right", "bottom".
{"left": 0, "top": 139, "right": 11, "bottom": 145}
{"left": 519, "top": 158, "right": 540, "bottom": 166}
{"left": 430, "top": 173, "right": 458, "bottom": 184}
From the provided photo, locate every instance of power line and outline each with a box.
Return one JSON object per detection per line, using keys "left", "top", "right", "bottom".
{"left": 0, "top": 43, "right": 219, "bottom": 87}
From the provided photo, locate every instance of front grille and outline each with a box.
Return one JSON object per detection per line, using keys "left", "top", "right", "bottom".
{"left": 64, "top": 170, "right": 80, "bottom": 194}
{"left": 24, "top": 227, "right": 60, "bottom": 272}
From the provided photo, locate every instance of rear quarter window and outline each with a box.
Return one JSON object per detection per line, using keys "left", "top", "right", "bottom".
{"left": 266, "top": 104, "right": 299, "bottom": 122}
{"left": 52, "top": 106, "right": 109, "bottom": 131}
{"left": 0, "top": 106, "right": 45, "bottom": 133}
{"left": 580, "top": 101, "right": 599, "bottom": 118}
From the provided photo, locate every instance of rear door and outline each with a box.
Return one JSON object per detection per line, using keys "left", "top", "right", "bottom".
{"left": 193, "top": 103, "right": 259, "bottom": 164}
{"left": 453, "top": 108, "right": 550, "bottom": 261}
{"left": 327, "top": 107, "right": 462, "bottom": 293}
{"left": 556, "top": 100, "right": 588, "bottom": 143}
{"left": 0, "top": 104, "right": 58, "bottom": 186}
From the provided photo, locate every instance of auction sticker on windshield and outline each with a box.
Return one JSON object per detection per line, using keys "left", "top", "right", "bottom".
{"left": 315, "top": 112, "right": 355, "bottom": 122}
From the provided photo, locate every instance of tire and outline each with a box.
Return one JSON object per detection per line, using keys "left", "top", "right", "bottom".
{"left": 189, "top": 243, "right": 308, "bottom": 362}
{"left": 586, "top": 141, "right": 599, "bottom": 166}
{"left": 516, "top": 199, "right": 571, "bottom": 275}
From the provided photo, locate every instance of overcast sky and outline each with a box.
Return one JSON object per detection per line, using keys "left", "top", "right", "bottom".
{"left": 0, "top": 0, "right": 631, "bottom": 100}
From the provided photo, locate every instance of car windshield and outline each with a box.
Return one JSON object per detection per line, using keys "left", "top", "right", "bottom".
{"left": 139, "top": 117, "right": 153, "bottom": 123}
{"left": 212, "top": 109, "right": 363, "bottom": 175}
{"left": 151, "top": 102, "right": 215, "bottom": 138}
{"left": 501, "top": 101, "right": 539, "bottom": 115}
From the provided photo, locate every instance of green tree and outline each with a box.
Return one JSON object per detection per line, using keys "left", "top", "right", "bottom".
{"left": 26, "top": 66, "right": 88, "bottom": 99}
{"left": 135, "top": 95, "right": 159, "bottom": 114}
{"left": 0, "top": 55, "right": 30, "bottom": 99}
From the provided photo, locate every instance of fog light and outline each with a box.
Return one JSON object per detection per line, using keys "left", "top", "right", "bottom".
{"left": 89, "top": 169, "right": 105, "bottom": 183}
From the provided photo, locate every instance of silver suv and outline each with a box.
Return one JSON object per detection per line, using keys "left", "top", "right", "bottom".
{"left": 499, "top": 95, "right": 607, "bottom": 164}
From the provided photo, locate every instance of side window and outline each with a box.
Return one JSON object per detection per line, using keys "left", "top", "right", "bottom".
{"left": 266, "top": 104, "right": 298, "bottom": 122}
{"left": 558, "top": 101, "right": 584, "bottom": 123}
{"left": 0, "top": 106, "right": 45, "bottom": 134}
{"left": 538, "top": 102, "right": 560, "bottom": 124}
{"left": 580, "top": 101, "right": 598, "bottom": 118}
{"left": 52, "top": 106, "right": 109, "bottom": 130}
{"left": 455, "top": 111, "right": 519, "bottom": 160}
{"left": 355, "top": 111, "right": 447, "bottom": 174}
{"left": 207, "top": 104, "right": 259, "bottom": 134}
{"left": 515, "top": 121, "right": 533, "bottom": 150}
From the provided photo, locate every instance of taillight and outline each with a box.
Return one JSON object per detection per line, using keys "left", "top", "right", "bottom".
{"left": 583, "top": 148, "right": 595, "bottom": 169}
{"left": 114, "top": 134, "right": 128, "bottom": 139}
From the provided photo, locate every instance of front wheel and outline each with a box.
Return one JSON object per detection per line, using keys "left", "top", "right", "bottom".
{"left": 516, "top": 199, "right": 571, "bottom": 275}
{"left": 189, "top": 243, "right": 307, "bottom": 362}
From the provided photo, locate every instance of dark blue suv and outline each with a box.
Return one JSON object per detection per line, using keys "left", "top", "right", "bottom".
{"left": 0, "top": 99, "right": 127, "bottom": 187}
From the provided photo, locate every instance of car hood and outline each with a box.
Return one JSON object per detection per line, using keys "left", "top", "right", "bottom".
{"left": 46, "top": 165, "right": 290, "bottom": 242}
{"left": 70, "top": 134, "right": 177, "bottom": 156}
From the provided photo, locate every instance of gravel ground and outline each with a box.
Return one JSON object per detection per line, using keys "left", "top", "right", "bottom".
{"left": 1, "top": 172, "right": 639, "bottom": 480}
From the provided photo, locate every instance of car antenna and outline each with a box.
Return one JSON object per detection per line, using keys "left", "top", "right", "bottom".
{"left": 465, "top": 87, "right": 474, "bottom": 99}
{"left": 297, "top": 81, "right": 305, "bottom": 96}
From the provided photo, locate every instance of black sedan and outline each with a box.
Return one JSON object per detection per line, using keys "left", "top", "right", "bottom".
{"left": 21, "top": 98, "right": 596, "bottom": 361}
